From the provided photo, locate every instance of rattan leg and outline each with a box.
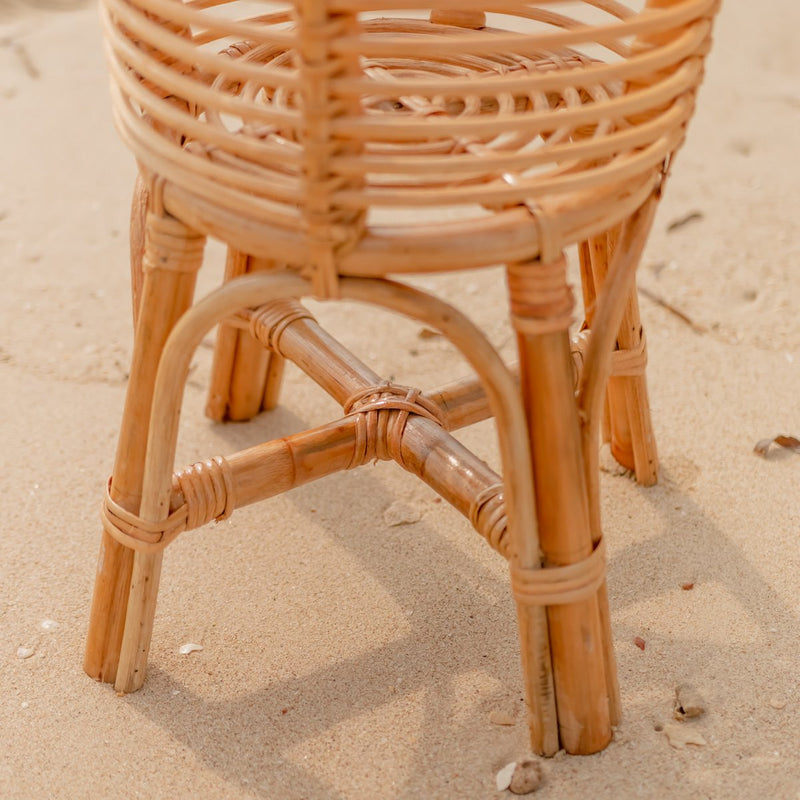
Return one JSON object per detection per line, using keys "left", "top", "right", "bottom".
{"left": 129, "top": 174, "right": 149, "bottom": 323}
{"left": 575, "top": 246, "right": 623, "bottom": 723}
{"left": 114, "top": 215, "right": 207, "bottom": 693}
{"left": 508, "top": 256, "right": 614, "bottom": 755}
{"left": 84, "top": 207, "right": 205, "bottom": 684}
{"left": 582, "top": 228, "right": 658, "bottom": 485}
{"left": 575, "top": 197, "right": 660, "bottom": 730}
{"left": 607, "top": 226, "right": 658, "bottom": 486}
{"left": 206, "top": 252, "right": 286, "bottom": 421}
{"left": 82, "top": 175, "right": 152, "bottom": 682}
{"left": 578, "top": 240, "right": 613, "bottom": 445}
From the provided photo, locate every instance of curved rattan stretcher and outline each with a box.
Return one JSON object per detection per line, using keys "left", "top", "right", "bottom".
{"left": 85, "top": 0, "right": 719, "bottom": 758}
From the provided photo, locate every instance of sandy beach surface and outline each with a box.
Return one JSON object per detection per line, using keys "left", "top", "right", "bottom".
{"left": 1, "top": 1, "right": 798, "bottom": 798}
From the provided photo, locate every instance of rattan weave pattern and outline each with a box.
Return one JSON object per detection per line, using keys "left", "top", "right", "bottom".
{"left": 101, "top": 0, "right": 715, "bottom": 275}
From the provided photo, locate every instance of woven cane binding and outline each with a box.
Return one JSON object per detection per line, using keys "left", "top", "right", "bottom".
{"left": 101, "top": 0, "right": 716, "bottom": 284}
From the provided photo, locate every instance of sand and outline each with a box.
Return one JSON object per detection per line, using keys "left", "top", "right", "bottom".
{"left": 1, "top": 2, "right": 798, "bottom": 798}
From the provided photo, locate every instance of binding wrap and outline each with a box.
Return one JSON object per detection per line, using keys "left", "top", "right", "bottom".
{"left": 101, "top": 456, "right": 235, "bottom": 553}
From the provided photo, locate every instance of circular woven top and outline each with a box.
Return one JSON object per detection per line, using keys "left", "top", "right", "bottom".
{"left": 102, "top": 0, "right": 716, "bottom": 275}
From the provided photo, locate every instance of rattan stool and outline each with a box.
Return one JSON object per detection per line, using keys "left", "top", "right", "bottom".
{"left": 85, "top": 0, "right": 718, "bottom": 756}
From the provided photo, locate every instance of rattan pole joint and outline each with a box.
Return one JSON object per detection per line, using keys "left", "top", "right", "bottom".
{"left": 507, "top": 255, "right": 575, "bottom": 336}
{"left": 247, "top": 299, "right": 317, "bottom": 354}
{"left": 510, "top": 539, "right": 607, "bottom": 608}
{"left": 100, "top": 456, "right": 235, "bottom": 554}
{"left": 101, "top": 478, "right": 186, "bottom": 554}
{"left": 572, "top": 329, "right": 648, "bottom": 380}
{"left": 344, "top": 381, "right": 447, "bottom": 467}
{"left": 469, "top": 483, "right": 509, "bottom": 557}
{"left": 524, "top": 201, "right": 561, "bottom": 266}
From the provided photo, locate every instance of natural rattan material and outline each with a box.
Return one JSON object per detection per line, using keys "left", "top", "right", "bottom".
{"left": 101, "top": 0, "right": 715, "bottom": 276}
{"left": 85, "top": 0, "right": 719, "bottom": 760}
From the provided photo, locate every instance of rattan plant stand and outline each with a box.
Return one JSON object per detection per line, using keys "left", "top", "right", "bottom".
{"left": 85, "top": 0, "right": 718, "bottom": 757}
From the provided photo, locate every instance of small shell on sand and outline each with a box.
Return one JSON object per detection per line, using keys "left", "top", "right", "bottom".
{"left": 496, "top": 762, "right": 516, "bottom": 791}
{"left": 663, "top": 722, "right": 707, "bottom": 749}
{"left": 178, "top": 643, "right": 204, "bottom": 655}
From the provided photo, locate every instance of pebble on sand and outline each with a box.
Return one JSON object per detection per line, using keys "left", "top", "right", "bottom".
{"left": 496, "top": 759, "right": 543, "bottom": 794}
{"left": 674, "top": 684, "right": 706, "bottom": 720}
{"left": 382, "top": 500, "right": 422, "bottom": 527}
{"left": 509, "top": 759, "right": 543, "bottom": 794}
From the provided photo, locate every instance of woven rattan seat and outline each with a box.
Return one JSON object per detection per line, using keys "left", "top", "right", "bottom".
{"left": 85, "top": 0, "right": 719, "bottom": 758}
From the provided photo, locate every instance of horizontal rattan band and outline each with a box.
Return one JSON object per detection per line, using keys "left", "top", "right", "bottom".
{"left": 101, "top": 478, "right": 187, "bottom": 554}
{"left": 142, "top": 212, "right": 206, "bottom": 274}
{"left": 507, "top": 256, "right": 576, "bottom": 335}
{"left": 611, "top": 333, "right": 648, "bottom": 377}
{"left": 101, "top": 457, "right": 235, "bottom": 554}
{"left": 469, "top": 483, "right": 509, "bottom": 557}
{"left": 571, "top": 329, "right": 648, "bottom": 378}
{"left": 248, "top": 300, "right": 317, "bottom": 353}
{"left": 510, "top": 538, "right": 606, "bottom": 607}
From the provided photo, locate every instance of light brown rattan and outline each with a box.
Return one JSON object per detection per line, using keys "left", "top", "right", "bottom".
{"left": 85, "top": 0, "right": 719, "bottom": 761}
{"left": 101, "top": 0, "right": 714, "bottom": 284}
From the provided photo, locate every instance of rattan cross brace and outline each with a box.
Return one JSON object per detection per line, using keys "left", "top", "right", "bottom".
{"left": 98, "top": 290, "right": 609, "bottom": 672}
{"left": 96, "top": 298, "right": 527, "bottom": 560}
{"left": 99, "top": 294, "right": 647, "bottom": 557}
